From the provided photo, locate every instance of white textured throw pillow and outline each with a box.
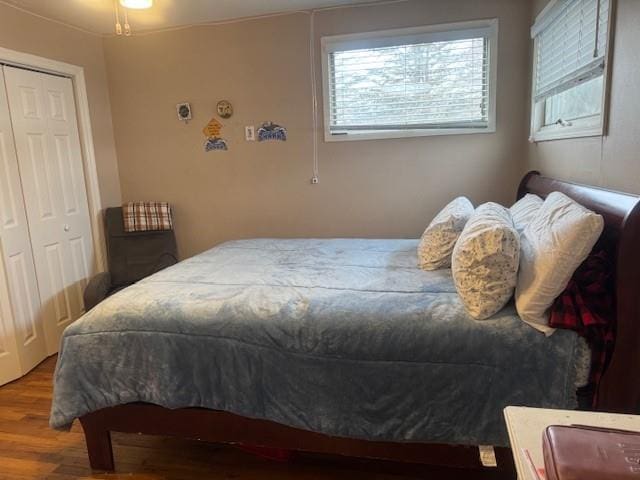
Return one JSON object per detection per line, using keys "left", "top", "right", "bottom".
{"left": 515, "top": 192, "right": 604, "bottom": 335}
{"left": 418, "top": 197, "right": 474, "bottom": 270}
{"left": 510, "top": 194, "right": 543, "bottom": 234}
{"left": 452, "top": 203, "right": 520, "bottom": 320}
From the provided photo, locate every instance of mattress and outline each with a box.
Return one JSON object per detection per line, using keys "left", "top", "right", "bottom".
{"left": 50, "top": 239, "right": 590, "bottom": 446}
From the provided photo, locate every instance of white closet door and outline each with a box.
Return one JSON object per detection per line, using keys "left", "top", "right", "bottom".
{"left": 0, "top": 67, "right": 47, "bottom": 377}
{"left": 4, "top": 66, "right": 94, "bottom": 356}
{"left": 0, "top": 249, "right": 22, "bottom": 385}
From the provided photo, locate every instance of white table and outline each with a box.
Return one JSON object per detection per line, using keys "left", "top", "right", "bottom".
{"left": 504, "top": 406, "right": 640, "bottom": 480}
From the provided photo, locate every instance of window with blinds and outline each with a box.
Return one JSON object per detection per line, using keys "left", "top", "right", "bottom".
{"left": 532, "top": 0, "right": 610, "bottom": 102}
{"left": 321, "top": 20, "right": 498, "bottom": 140}
{"left": 530, "top": 0, "right": 612, "bottom": 141}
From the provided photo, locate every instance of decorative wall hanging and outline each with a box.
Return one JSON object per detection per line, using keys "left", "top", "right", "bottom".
{"left": 176, "top": 103, "right": 192, "bottom": 123}
{"left": 257, "top": 121, "right": 287, "bottom": 142}
{"left": 202, "top": 117, "right": 227, "bottom": 152}
{"left": 202, "top": 118, "right": 222, "bottom": 138}
{"left": 216, "top": 100, "right": 233, "bottom": 119}
{"left": 204, "top": 137, "right": 228, "bottom": 151}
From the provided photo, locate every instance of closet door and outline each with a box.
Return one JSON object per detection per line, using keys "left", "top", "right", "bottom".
{"left": 4, "top": 66, "right": 94, "bottom": 356}
{"left": 0, "top": 250, "right": 22, "bottom": 385}
{"left": 0, "top": 68, "right": 47, "bottom": 377}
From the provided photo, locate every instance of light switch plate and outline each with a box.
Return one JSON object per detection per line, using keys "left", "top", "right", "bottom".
{"left": 245, "top": 126, "right": 255, "bottom": 141}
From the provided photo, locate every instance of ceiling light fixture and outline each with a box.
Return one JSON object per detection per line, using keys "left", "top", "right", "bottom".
{"left": 119, "top": 0, "right": 153, "bottom": 9}
{"left": 115, "top": 0, "right": 152, "bottom": 35}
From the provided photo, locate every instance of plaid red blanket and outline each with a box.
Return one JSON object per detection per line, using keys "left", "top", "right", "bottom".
{"left": 550, "top": 248, "right": 616, "bottom": 406}
{"left": 123, "top": 202, "right": 173, "bottom": 232}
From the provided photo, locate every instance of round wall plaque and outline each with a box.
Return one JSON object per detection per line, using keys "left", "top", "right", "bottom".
{"left": 216, "top": 100, "right": 233, "bottom": 119}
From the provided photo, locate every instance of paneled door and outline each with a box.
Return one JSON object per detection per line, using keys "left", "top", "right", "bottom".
{"left": 4, "top": 66, "right": 94, "bottom": 356}
{"left": 0, "top": 68, "right": 47, "bottom": 378}
{"left": 0, "top": 249, "right": 22, "bottom": 385}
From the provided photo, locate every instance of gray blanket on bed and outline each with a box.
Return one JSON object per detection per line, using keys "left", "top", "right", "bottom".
{"left": 50, "top": 239, "right": 590, "bottom": 446}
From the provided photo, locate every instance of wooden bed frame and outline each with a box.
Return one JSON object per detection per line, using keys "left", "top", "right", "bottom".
{"left": 79, "top": 171, "right": 640, "bottom": 472}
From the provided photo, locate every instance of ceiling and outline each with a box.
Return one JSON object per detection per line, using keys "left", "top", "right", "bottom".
{"left": 2, "top": 0, "right": 380, "bottom": 35}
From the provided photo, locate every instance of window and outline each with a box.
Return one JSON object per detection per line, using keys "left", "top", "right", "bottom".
{"left": 321, "top": 20, "right": 498, "bottom": 141}
{"left": 530, "top": 0, "right": 612, "bottom": 142}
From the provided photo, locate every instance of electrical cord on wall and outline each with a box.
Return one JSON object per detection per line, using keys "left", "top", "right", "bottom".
{"left": 309, "top": 10, "right": 319, "bottom": 185}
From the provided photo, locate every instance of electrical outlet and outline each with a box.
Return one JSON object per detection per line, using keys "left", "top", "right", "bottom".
{"left": 245, "top": 126, "right": 255, "bottom": 141}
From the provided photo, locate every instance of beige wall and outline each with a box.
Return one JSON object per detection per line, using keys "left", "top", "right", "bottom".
{"left": 104, "top": 0, "right": 532, "bottom": 258}
{"left": 527, "top": 0, "right": 640, "bottom": 194}
{"left": 3, "top": 0, "right": 636, "bottom": 262}
{"left": 0, "top": 3, "right": 121, "bottom": 208}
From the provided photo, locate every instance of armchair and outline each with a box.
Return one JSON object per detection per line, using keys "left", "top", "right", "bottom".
{"left": 84, "top": 207, "right": 178, "bottom": 311}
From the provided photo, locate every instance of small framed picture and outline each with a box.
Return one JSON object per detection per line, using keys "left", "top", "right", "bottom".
{"left": 176, "top": 102, "right": 192, "bottom": 122}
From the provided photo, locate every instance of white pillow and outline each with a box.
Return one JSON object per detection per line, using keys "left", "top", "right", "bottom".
{"left": 418, "top": 197, "right": 474, "bottom": 270}
{"left": 452, "top": 203, "right": 520, "bottom": 320}
{"left": 515, "top": 192, "right": 604, "bottom": 335}
{"left": 510, "top": 194, "right": 543, "bottom": 234}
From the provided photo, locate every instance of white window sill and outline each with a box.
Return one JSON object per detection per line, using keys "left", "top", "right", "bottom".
{"left": 325, "top": 126, "right": 496, "bottom": 142}
{"left": 530, "top": 114, "right": 603, "bottom": 142}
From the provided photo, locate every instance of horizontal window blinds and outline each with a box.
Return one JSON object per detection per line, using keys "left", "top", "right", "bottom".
{"left": 532, "top": 0, "right": 610, "bottom": 102}
{"left": 327, "top": 29, "right": 492, "bottom": 133}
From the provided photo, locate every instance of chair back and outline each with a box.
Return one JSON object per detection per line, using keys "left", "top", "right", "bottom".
{"left": 104, "top": 207, "right": 178, "bottom": 287}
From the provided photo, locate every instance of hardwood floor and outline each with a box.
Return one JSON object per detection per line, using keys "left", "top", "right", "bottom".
{"left": 0, "top": 356, "right": 515, "bottom": 479}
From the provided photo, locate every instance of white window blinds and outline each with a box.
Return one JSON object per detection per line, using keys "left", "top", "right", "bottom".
{"left": 325, "top": 24, "right": 496, "bottom": 134}
{"left": 532, "top": 0, "right": 610, "bottom": 102}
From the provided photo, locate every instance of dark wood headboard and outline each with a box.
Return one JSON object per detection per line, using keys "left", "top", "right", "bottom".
{"left": 518, "top": 171, "right": 640, "bottom": 413}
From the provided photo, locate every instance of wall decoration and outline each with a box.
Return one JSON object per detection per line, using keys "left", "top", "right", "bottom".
{"left": 176, "top": 102, "right": 192, "bottom": 123}
{"left": 216, "top": 100, "right": 233, "bottom": 119}
{"left": 202, "top": 117, "right": 227, "bottom": 152}
{"left": 202, "top": 118, "right": 222, "bottom": 138}
{"left": 257, "top": 121, "right": 287, "bottom": 142}
{"left": 204, "top": 137, "right": 228, "bottom": 151}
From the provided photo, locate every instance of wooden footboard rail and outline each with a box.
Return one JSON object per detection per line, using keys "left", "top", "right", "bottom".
{"left": 79, "top": 403, "right": 515, "bottom": 473}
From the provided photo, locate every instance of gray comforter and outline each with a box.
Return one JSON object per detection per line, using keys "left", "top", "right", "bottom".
{"left": 50, "top": 239, "right": 590, "bottom": 446}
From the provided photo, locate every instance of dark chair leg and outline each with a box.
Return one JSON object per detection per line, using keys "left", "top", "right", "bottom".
{"left": 80, "top": 417, "right": 115, "bottom": 471}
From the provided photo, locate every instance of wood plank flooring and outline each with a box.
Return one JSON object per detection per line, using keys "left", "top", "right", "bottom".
{"left": 0, "top": 356, "right": 515, "bottom": 479}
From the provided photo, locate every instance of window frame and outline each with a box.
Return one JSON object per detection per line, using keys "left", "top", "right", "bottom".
{"left": 529, "top": 0, "right": 615, "bottom": 143}
{"left": 320, "top": 19, "right": 499, "bottom": 143}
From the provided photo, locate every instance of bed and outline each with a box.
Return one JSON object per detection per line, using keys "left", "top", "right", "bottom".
{"left": 50, "top": 172, "right": 640, "bottom": 471}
